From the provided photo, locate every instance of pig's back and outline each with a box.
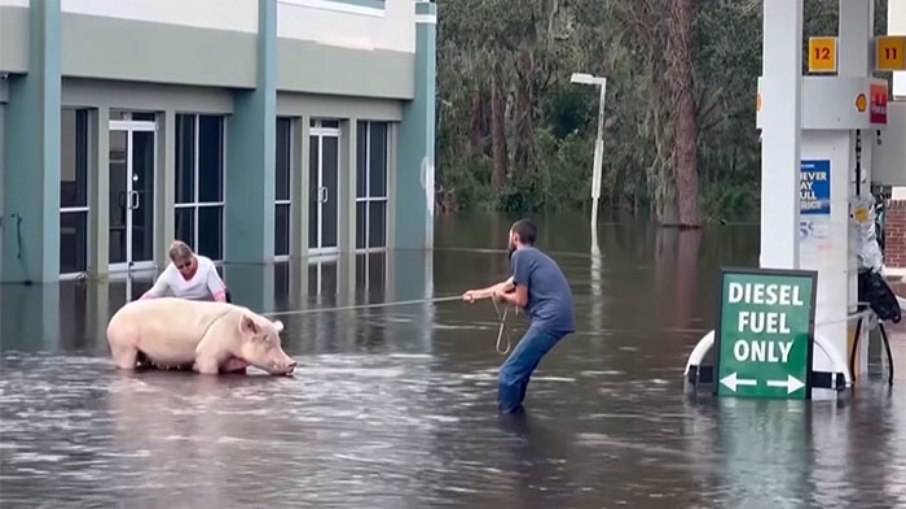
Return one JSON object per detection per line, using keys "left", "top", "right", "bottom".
{"left": 109, "top": 298, "right": 235, "bottom": 364}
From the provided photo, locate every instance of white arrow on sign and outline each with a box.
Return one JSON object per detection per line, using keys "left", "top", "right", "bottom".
{"left": 766, "top": 374, "right": 805, "bottom": 394}
{"left": 720, "top": 372, "right": 758, "bottom": 392}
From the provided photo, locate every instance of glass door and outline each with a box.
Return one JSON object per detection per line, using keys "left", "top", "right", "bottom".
{"left": 109, "top": 119, "right": 156, "bottom": 273}
{"left": 308, "top": 120, "right": 341, "bottom": 255}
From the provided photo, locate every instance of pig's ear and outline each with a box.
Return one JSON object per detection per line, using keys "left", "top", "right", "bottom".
{"left": 239, "top": 314, "right": 259, "bottom": 336}
{"left": 272, "top": 320, "right": 284, "bottom": 332}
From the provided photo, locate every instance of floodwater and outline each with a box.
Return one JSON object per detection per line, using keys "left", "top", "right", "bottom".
{"left": 2, "top": 212, "right": 905, "bottom": 508}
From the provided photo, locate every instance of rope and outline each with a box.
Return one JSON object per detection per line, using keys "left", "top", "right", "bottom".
{"left": 491, "top": 298, "right": 512, "bottom": 355}
{"left": 260, "top": 294, "right": 515, "bottom": 355}
{"left": 261, "top": 295, "right": 464, "bottom": 318}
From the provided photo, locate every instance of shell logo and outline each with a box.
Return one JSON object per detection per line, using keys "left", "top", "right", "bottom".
{"left": 855, "top": 93, "right": 868, "bottom": 112}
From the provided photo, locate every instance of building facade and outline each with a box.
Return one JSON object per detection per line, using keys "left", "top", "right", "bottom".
{"left": 0, "top": 0, "right": 437, "bottom": 283}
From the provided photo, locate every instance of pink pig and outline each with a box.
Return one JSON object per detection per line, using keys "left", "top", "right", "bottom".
{"left": 106, "top": 297, "right": 297, "bottom": 376}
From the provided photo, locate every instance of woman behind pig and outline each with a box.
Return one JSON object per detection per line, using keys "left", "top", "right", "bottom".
{"left": 140, "top": 240, "right": 232, "bottom": 303}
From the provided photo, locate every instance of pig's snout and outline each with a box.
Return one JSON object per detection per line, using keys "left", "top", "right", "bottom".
{"left": 270, "top": 357, "right": 297, "bottom": 376}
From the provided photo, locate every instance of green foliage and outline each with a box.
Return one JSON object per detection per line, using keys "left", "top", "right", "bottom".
{"left": 434, "top": 0, "right": 891, "bottom": 223}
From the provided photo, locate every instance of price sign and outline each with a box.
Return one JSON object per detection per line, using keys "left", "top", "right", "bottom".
{"left": 809, "top": 37, "right": 837, "bottom": 74}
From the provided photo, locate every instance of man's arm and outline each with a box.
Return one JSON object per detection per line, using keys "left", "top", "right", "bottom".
{"left": 462, "top": 276, "right": 514, "bottom": 303}
{"left": 496, "top": 284, "right": 527, "bottom": 308}
{"left": 495, "top": 251, "right": 529, "bottom": 308}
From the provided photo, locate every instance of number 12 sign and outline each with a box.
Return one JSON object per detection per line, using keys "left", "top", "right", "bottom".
{"left": 809, "top": 37, "right": 837, "bottom": 74}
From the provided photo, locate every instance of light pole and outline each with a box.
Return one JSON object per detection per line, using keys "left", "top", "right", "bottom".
{"left": 570, "top": 72, "right": 607, "bottom": 254}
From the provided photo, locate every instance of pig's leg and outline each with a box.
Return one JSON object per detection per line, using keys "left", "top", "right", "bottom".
{"left": 194, "top": 355, "right": 221, "bottom": 375}
{"left": 221, "top": 357, "right": 249, "bottom": 374}
{"left": 110, "top": 343, "right": 140, "bottom": 370}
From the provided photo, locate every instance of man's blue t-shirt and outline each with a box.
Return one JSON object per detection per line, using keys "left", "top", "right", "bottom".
{"left": 511, "top": 247, "right": 576, "bottom": 333}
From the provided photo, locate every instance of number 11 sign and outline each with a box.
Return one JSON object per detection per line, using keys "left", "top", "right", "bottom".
{"left": 876, "top": 36, "right": 906, "bottom": 72}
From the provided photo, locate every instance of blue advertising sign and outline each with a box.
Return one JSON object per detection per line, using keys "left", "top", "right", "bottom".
{"left": 800, "top": 160, "right": 830, "bottom": 216}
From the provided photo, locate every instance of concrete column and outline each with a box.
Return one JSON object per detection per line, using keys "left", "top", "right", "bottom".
{"left": 395, "top": 1, "right": 436, "bottom": 251}
{"left": 222, "top": 264, "right": 274, "bottom": 314}
{"left": 88, "top": 106, "right": 110, "bottom": 279}
{"left": 0, "top": 99, "right": 6, "bottom": 277}
{"left": 758, "top": 0, "right": 802, "bottom": 270}
{"left": 2, "top": 0, "right": 62, "bottom": 283}
{"left": 225, "top": 0, "right": 276, "bottom": 264}
{"left": 340, "top": 117, "right": 358, "bottom": 254}
{"left": 290, "top": 116, "right": 305, "bottom": 259}
{"left": 387, "top": 123, "right": 399, "bottom": 248}
{"left": 297, "top": 115, "right": 311, "bottom": 259}
{"left": 156, "top": 109, "right": 176, "bottom": 265}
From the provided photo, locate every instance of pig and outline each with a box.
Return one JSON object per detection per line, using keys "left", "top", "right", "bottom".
{"left": 106, "top": 297, "right": 297, "bottom": 376}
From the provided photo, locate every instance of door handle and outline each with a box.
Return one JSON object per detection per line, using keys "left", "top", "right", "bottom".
{"left": 320, "top": 186, "right": 328, "bottom": 203}
{"left": 129, "top": 191, "right": 140, "bottom": 210}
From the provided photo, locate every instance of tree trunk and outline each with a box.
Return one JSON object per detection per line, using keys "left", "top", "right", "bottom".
{"left": 470, "top": 88, "right": 490, "bottom": 155}
{"left": 491, "top": 64, "right": 508, "bottom": 193}
{"left": 668, "top": 0, "right": 702, "bottom": 228}
{"left": 513, "top": 48, "right": 535, "bottom": 178}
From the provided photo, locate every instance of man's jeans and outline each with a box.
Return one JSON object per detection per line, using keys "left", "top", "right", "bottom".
{"left": 498, "top": 325, "right": 569, "bottom": 413}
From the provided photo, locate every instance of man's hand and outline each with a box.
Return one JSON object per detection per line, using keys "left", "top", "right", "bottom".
{"left": 462, "top": 290, "right": 478, "bottom": 303}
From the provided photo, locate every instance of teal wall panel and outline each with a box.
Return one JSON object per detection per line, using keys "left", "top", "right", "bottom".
{"left": 276, "top": 38, "right": 414, "bottom": 100}
{"left": 0, "top": 7, "right": 29, "bottom": 73}
{"left": 395, "top": 2, "right": 436, "bottom": 250}
{"left": 60, "top": 12, "right": 257, "bottom": 89}
{"left": 225, "top": 0, "right": 277, "bottom": 264}
{"left": 2, "top": 0, "right": 62, "bottom": 283}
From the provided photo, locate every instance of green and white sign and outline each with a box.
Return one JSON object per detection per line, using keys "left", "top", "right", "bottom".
{"left": 714, "top": 268, "right": 818, "bottom": 400}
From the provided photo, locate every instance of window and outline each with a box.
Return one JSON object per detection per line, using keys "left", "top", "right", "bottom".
{"left": 275, "top": 117, "right": 293, "bottom": 258}
{"left": 60, "top": 109, "right": 90, "bottom": 275}
{"left": 355, "top": 121, "right": 389, "bottom": 250}
{"left": 175, "top": 114, "right": 225, "bottom": 261}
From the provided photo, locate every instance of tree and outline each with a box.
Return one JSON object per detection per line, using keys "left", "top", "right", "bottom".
{"left": 668, "top": 0, "right": 701, "bottom": 228}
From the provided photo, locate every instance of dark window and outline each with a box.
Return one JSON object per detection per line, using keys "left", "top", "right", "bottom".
{"left": 275, "top": 204, "right": 290, "bottom": 257}
{"left": 356, "top": 201, "right": 366, "bottom": 250}
{"left": 198, "top": 115, "right": 223, "bottom": 203}
{"left": 354, "top": 121, "right": 390, "bottom": 250}
{"left": 175, "top": 207, "right": 195, "bottom": 248}
{"left": 368, "top": 122, "right": 388, "bottom": 198}
{"left": 60, "top": 212, "right": 88, "bottom": 274}
{"left": 60, "top": 108, "right": 90, "bottom": 274}
{"left": 356, "top": 122, "right": 367, "bottom": 199}
{"left": 175, "top": 114, "right": 195, "bottom": 204}
{"left": 173, "top": 114, "right": 226, "bottom": 261}
{"left": 276, "top": 118, "right": 292, "bottom": 201}
{"left": 60, "top": 109, "right": 89, "bottom": 209}
{"left": 197, "top": 206, "right": 223, "bottom": 261}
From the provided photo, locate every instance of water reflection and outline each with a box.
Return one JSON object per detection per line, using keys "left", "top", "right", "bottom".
{"left": 1, "top": 214, "right": 905, "bottom": 508}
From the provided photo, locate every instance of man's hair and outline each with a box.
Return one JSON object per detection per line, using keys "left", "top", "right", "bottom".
{"left": 510, "top": 218, "right": 537, "bottom": 245}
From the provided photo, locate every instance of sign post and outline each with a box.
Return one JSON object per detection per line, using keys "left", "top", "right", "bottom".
{"left": 714, "top": 268, "right": 818, "bottom": 400}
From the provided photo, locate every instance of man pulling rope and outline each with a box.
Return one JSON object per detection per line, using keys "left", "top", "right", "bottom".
{"left": 462, "top": 218, "right": 577, "bottom": 415}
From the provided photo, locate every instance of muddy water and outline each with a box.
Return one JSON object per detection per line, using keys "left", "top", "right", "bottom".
{"left": 2, "top": 212, "right": 906, "bottom": 508}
